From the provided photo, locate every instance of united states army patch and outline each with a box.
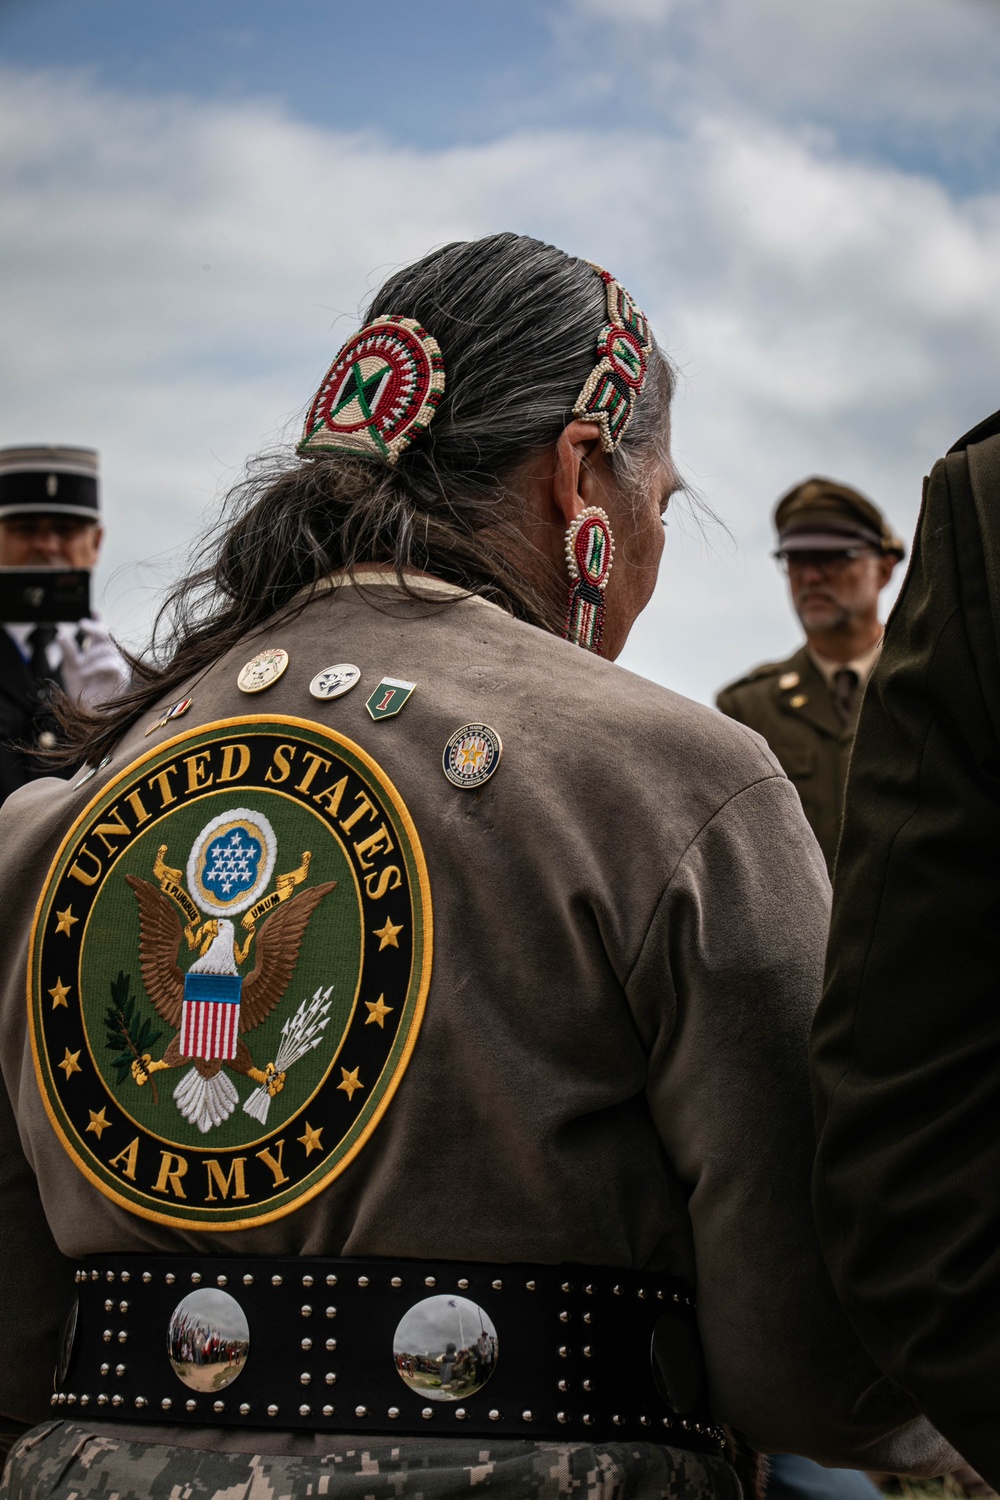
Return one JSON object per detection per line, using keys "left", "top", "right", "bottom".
{"left": 28, "top": 716, "right": 432, "bottom": 1230}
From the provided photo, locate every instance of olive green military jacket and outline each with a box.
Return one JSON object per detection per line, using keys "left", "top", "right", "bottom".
{"left": 716, "top": 649, "right": 853, "bottom": 872}
{"left": 0, "top": 577, "right": 954, "bottom": 1472}
{"left": 812, "top": 408, "right": 1000, "bottom": 1489}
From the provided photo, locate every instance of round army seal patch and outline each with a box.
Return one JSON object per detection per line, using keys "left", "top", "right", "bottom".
{"left": 29, "top": 716, "right": 432, "bottom": 1230}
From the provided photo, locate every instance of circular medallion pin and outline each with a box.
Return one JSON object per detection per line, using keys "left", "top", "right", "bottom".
{"left": 442, "top": 723, "right": 503, "bottom": 790}
{"left": 309, "top": 663, "right": 361, "bottom": 701}
{"left": 237, "top": 648, "right": 289, "bottom": 694}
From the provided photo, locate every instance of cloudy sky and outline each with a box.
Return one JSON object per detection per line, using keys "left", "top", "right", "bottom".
{"left": 2, "top": 0, "right": 999, "bottom": 702}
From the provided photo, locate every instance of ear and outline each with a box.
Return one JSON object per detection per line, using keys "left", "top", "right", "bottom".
{"left": 551, "top": 420, "right": 604, "bottom": 529}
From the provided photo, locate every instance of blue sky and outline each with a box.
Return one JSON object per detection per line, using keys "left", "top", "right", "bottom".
{"left": 2, "top": 0, "right": 999, "bottom": 699}
{"left": 0, "top": 0, "right": 561, "bottom": 146}
{"left": 4, "top": 0, "right": 999, "bottom": 179}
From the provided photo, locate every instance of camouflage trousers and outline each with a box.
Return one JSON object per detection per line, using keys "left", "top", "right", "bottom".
{"left": 1, "top": 1421, "right": 741, "bottom": 1500}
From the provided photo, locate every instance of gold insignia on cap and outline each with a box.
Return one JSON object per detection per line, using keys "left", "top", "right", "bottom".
{"left": 779, "top": 672, "right": 800, "bottom": 690}
{"left": 790, "top": 693, "right": 808, "bottom": 708}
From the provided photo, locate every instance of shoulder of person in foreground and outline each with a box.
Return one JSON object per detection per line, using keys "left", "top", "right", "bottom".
{"left": 812, "top": 406, "right": 1000, "bottom": 1487}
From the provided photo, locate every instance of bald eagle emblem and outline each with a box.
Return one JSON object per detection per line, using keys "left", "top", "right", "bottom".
{"left": 120, "top": 807, "right": 335, "bottom": 1134}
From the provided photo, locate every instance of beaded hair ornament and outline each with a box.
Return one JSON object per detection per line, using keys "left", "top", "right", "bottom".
{"left": 298, "top": 316, "right": 445, "bottom": 465}
{"left": 571, "top": 267, "right": 654, "bottom": 454}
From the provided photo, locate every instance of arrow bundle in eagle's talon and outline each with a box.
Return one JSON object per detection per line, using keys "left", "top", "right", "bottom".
{"left": 242, "top": 985, "right": 333, "bottom": 1124}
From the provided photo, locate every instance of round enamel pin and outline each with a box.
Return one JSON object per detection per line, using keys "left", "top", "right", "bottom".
{"left": 237, "top": 648, "right": 289, "bottom": 694}
{"left": 309, "top": 663, "right": 361, "bottom": 701}
{"left": 442, "top": 723, "right": 502, "bottom": 789}
{"left": 29, "top": 715, "right": 432, "bottom": 1230}
{"left": 297, "top": 316, "right": 445, "bottom": 466}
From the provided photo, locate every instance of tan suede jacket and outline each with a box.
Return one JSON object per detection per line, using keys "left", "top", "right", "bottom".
{"left": 0, "top": 577, "right": 955, "bottom": 1471}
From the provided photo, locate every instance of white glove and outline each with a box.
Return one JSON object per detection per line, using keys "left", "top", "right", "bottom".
{"left": 59, "top": 617, "right": 131, "bottom": 709}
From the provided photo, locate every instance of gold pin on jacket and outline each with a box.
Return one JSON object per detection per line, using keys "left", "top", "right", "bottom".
{"left": 238, "top": 649, "right": 289, "bottom": 694}
{"left": 779, "top": 672, "right": 800, "bottom": 691}
{"left": 442, "top": 724, "right": 503, "bottom": 789}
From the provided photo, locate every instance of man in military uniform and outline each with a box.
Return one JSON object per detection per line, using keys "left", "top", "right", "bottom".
{"left": 716, "top": 479, "right": 906, "bottom": 870}
{"left": 0, "top": 446, "right": 129, "bottom": 803}
{"left": 812, "top": 406, "right": 1000, "bottom": 1490}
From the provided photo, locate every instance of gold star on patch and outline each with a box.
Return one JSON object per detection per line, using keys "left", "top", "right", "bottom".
{"left": 54, "top": 906, "right": 79, "bottom": 937}
{"left": 48, "top": 977, "right": 71, "bottom": 1009}
{"left": 58, "top": 1048, "right": 82, "bottom": 1079}
{"left": 373, "top": 917, "right": 403, "bottom": 951}
{"left": 337, "top": 1066, "right": 364, "bottom": 1101}
{"left": 86, "top": 1107, "right": 110, "bottom": 1140}
{"left": 298, "top": 1121, "right": 324, "bottom": 1156}
{"left": 365, "top": 994, "right": 393, "bottom": 1028}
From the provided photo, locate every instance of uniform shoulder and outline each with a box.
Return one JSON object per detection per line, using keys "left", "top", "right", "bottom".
{"left": 717, "top": 650, "right": 805, "bottom": 701}
{"left": 948, "top": 406, "right": 1000, "bottom": 455}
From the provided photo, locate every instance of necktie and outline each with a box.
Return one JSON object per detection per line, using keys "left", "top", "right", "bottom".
{"left": 832, "top": 666, "right": 859, "bottom": 724}
{"left": 26, "top": 624, "right": 63, "bottom": 693}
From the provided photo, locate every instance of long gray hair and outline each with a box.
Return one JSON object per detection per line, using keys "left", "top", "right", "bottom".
{"left": 57, "top": 232, "right": 674, "bottom": 766}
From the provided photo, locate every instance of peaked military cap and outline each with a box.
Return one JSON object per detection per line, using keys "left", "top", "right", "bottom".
{"left": 0, "top": 445, "right": 100, "bottom": 523}
{"left": 774, "top": 476, "right": 906, "bottom": 560}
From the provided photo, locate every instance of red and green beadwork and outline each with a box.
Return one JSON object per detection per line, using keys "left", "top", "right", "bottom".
{"left": 298, "top": 316, "right": 445, "bottom": 466}
{"left": 572, "top": 268, "right": 653, "bottom": 453}
{"left": 565, "top": 505, "right": 615, "bottom": 655}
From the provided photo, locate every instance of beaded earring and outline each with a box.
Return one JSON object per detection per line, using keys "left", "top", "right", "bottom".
{"left": 564, "top": 506, "right": 615, "bottom": 654}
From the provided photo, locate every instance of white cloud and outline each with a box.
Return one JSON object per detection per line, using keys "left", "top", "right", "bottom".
{"left": 566, "top": 0, "right": 1000, "bottom": 154}
{"left": 2, "top": 61, "right": 999, "bottom": 703}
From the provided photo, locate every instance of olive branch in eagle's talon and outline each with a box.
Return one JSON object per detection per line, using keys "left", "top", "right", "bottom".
{"left": 104, "top": 970, "right": 164, "bottom": 1106}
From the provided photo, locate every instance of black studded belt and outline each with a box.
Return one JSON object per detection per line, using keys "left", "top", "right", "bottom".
{"left": 54, "top": 1255, "right": 725, "bottom": 1451}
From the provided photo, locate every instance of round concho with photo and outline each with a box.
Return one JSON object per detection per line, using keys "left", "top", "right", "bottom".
{"left": 28, "top": 716, "right": 432, "bottom": 1229}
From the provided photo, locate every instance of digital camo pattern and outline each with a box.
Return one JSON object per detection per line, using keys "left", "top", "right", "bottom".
{"left": 28, "top": 716, "right": 432, "bottom": 1230}
{"left": 1, "top": 1421, "right": 741, "bottom": 1500}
